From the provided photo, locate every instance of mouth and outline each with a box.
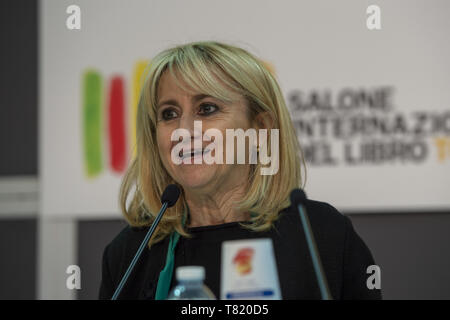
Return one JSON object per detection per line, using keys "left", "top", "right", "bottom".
{"left": 179, "top": 148, "right": 212, "bottom": 160}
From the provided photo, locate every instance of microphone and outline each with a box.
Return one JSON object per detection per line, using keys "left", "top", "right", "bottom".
{"left": 290, "top": 189, "right": 333, "bottom": 300}
{"left": 111, "top": 184, "right": 181, "bottom": 300}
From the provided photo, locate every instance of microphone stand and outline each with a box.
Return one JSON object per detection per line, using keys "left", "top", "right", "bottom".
{"left": 111, "top": 202, "right": 168, "bottom": 300}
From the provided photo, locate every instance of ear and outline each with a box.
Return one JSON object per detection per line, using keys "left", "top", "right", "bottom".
{"left": 253, "top": 111, "right": 275, "bottom": 130}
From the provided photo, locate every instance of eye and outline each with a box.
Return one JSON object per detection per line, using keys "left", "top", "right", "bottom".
{"left": 198, "top": 103, "right": 218, "bottom": 115}
{"left": 160, "top": 108, "right": 178, "bottom": 121}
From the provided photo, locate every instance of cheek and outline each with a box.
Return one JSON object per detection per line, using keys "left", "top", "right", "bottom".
{"left": 156, "top": 127, "right": 172, "bottom": 159}
{"left": 231, "top": 110, "right": 253, "bottom": 130}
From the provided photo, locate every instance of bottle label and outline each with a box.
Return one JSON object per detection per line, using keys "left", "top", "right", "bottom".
{"left": 221, "top": 238, "right": 282, "bottom": 299}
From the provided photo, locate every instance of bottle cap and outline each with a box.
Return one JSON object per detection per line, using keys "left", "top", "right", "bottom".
{"left": 176, "top": 266, "right": 205, "bottom": 281}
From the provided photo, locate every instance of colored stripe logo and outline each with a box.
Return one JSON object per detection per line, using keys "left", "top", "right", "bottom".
{"left": 82, "top": 61, "right": 149, "bottom": 178}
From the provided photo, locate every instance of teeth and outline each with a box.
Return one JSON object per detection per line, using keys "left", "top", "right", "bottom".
{"left": 179, "top": 149, "right": 204, "bottom": 159}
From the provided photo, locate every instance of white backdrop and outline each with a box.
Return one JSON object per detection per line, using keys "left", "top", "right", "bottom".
{"left": 40, "top": 0, "right": 450, "bottom": 217}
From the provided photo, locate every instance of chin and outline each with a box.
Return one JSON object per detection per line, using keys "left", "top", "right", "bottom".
{"left": 172, "top": 164, "right": 217, "bottom": 190}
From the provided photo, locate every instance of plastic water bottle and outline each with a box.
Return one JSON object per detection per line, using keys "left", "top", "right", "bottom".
{"left": 167, "top": 266, "right": 216, "bottom": 300}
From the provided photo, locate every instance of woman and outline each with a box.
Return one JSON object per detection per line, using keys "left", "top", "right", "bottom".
{"left": 99, "top": 41, "right": 381, "bottom": 300}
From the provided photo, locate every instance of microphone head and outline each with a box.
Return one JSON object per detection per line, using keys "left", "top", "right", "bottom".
{"left": 290, "top": 188, "right": 307, "bottom": 206}
{"left": 161, "top": 184, "right": 181, "bottom": 207}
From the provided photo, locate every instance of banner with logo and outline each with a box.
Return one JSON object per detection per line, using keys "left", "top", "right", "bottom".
{"left": 40, "top": 0, "right": 450, "bottom": 217}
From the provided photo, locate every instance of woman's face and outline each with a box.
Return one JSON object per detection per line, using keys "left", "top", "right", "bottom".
{"left": 156, "top": 71, "right": 254, "bottom": 193}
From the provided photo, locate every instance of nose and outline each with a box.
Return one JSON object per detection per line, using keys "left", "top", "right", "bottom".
{"left": 178, "top": 114, "right": 202, "bottom": 141}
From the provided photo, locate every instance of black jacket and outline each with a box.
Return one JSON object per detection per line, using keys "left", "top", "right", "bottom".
{"left": 99, "top": 199, "right": 382, "bottom": 300}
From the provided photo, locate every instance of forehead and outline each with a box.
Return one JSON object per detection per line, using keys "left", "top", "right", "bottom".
{"left": 156, "top": 67, "right": 241, "bottom": 105}
{"left": 157, "top": 71, "right": 193, "bottom": 99}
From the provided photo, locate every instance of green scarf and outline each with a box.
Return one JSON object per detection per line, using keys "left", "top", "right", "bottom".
{"left": 154, "top": 209, "right": 187, "bottom": 300}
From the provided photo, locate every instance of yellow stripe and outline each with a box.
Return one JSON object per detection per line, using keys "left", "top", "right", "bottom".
{"left": 131, "top": 60, "right": 150, "bottom": 158}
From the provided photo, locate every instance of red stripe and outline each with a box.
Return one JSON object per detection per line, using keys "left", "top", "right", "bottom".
{"left": 108, "top": 76, "right": 127, "bottom": 173}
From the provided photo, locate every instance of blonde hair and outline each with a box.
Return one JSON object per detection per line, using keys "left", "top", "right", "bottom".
{"left": 120, "top": 41, "right": 306, "bottom": 246}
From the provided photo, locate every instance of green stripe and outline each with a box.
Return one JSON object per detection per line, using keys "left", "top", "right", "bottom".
{"left": 82, "top": 70, "right": 103, "bottom": 177}
{"left": 155, "top": 230, "right": 180, "bottom": 300}
{"left": 155, "top": 209, "right": 188, "bottom": 300}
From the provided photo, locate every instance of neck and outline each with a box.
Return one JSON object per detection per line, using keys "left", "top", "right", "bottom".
{"left": 184, "top": 180, "right": 251, "bottom": 228}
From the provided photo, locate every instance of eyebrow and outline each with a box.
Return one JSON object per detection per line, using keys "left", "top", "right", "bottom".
{"left": 157, "top": 94, "right": 217, "bottom": 109}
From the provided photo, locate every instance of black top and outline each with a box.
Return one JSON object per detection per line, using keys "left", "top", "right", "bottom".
{"left": 99, "top": 199, "right": 382, "bottom": 300}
